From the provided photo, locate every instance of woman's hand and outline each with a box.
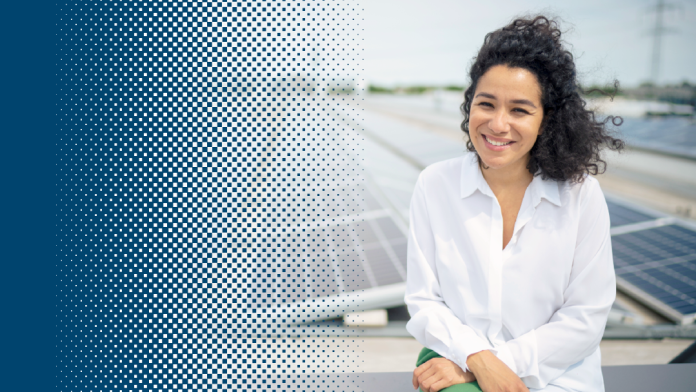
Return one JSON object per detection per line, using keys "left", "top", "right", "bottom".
{"left": 466, "top": 350, "right": 529, "bottom": 392}
{"left": 412, "top": 357, "right": 476, "bottom": 392}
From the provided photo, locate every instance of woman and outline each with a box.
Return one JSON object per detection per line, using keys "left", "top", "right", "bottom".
{"left": 405, "top": 16, "right": 624, "bottom": 392}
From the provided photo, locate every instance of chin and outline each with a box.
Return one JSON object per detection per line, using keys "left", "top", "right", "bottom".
{"left": 478, "top": 155, "right": 508, "bottom": 169}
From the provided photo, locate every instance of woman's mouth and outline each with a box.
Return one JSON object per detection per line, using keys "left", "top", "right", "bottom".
{"left": 483, "top": 134, "right": 513, "bottom": 147}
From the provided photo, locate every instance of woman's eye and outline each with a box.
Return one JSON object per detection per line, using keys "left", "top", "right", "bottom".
{"left": 478, "top": 102, "right": 493, "bottom": 108}
{"left": 513, "top": 108, "right": 530, "bottom": 114}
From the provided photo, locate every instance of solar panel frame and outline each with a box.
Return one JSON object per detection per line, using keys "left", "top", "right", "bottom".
{"left": 612, "top": 220, "right": 696, "bottom": 325}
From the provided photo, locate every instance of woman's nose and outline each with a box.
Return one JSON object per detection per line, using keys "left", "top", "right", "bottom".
{"left": 488, "top": 109, "right": 510, "bottom": 134}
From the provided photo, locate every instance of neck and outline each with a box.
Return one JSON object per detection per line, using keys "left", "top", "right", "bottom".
{"left": 480, "top": 156, "right": 534, "bottom": 192}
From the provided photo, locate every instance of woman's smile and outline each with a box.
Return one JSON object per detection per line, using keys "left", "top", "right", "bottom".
{"left": 482, "top": 134, "right": 514, "bottom": 149}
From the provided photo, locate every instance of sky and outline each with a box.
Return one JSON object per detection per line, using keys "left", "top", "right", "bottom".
{"left": 362, "top": 0, "right": 696, "bottom": 88}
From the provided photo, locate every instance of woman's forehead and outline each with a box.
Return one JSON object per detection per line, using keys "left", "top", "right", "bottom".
{"left": 476, "top": 65, "right": 542, "bottom": 101}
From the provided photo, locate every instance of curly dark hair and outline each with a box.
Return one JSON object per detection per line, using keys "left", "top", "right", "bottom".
{"left": 461, "top": 15, "right": 624, "bottom": 182}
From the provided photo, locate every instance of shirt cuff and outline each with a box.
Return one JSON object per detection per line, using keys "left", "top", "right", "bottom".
{"left": 493, "top": 344, "right": 518, "bottom": 375}
{"left": 494, "top": 329, "right": 539, "bottom": 378}
{"left": 447, "top": 338, "right": 492, "bottom": 373}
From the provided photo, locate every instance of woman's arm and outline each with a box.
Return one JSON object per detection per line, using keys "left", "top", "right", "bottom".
{"left": 489, "top": 179, "right": 616, "bottom": 389}
{"left": 405, "top": 173, "right": 493, "bottom": 373}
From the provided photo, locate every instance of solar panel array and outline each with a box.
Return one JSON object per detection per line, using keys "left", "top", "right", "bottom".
{"left": 287, "top": 100, "right": 696, "bottom": 328}
{"left": 267, "top": 183, "right": 408, "bottom": 302}
{"left": 620, "top": 117, "right": 696, "bottom": 159}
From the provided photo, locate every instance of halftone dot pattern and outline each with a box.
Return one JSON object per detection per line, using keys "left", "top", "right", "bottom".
{"left": 56, "top": 1, "right": 377, "bottom": 390}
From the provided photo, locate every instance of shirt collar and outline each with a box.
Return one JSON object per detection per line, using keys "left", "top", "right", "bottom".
{"left": 460, "top": 153, "right": 489, "bottom": 199}
{"left": 529, "top": 172, "right": 562, "bottom": 207}
{"left": 460, "top": 153, "right": 561, "bottom": 207}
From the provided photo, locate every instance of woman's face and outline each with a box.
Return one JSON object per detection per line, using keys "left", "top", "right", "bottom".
{"left": 469, "top": 65, "right": 544, "bottom": 173}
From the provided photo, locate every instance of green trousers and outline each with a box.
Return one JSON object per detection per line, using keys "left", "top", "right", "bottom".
{"left": 416, "top": 348, "right": 483, "bottom": 392}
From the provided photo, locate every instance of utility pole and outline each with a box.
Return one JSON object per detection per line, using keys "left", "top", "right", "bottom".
{"left": 648, "top": 0, "right": 679, "bottom": 85}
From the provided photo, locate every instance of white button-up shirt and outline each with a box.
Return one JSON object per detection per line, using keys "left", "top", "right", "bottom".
{"left": 405, "top": 153, "right": 616, "bottom": 391}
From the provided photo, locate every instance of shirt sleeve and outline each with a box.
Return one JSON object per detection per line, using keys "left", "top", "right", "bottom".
{"left": 405, "top": 173, "right": 492, "bottom": 372}
{"left": 493, "top": 178, "right": 616, "bottom": 389}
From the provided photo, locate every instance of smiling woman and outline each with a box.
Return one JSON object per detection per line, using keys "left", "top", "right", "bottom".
{"left": 461, "top": 16, "right": 624, "bottom": 182}
{"left": 405, "top": 16, "right": 625, "bottom": 392}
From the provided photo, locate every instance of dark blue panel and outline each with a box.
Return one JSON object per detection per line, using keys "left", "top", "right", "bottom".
{"left": 619, "top": 272, "right": 644, "bottom": 285}
{"left": 606, "top": 200, "right": 655, "bottom": 227}
{"left": 620, "top": 117, "right": 696, "bottom": 159}
{"left": 676, "top": 304, "right": 696, "bottom": 315}
{"left": 673, "top": 301, "right": 696, "bottom": 311}
{"left": 637, "top": 282, "right": 663, "bottom": 296}
{"left": 614, "top": 225, "right": 696, "bottom": 317}
{"left": 612, "top": 225, "right": 696, "bottom": 264}
{"left": 653, "top": 291, "right": 678, "bottom": 301}
{"left": 670, "top": 264, "right": 696, "bottom": 275}
{"left": 612, "top": 240, "right": 653, "bottom": 267}
{"left": 4, "top": 2, "right": 58, "bottom": 391}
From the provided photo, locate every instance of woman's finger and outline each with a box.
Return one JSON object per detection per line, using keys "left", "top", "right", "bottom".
{"left": 413, "top": 362, "right": 431, "bottom": 389}
{"left": 420, "top": 373, "right": 444, "bottom": 392}
{"left": 429, "top": 377, "right": 452, "bottom": 392}
{"left": 417, "top": 364, "right": 438, "bottom": 388}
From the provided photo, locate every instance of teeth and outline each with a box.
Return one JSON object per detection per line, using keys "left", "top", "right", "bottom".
{"left": 484, "top": 135, "right": 511, "bottom": 146}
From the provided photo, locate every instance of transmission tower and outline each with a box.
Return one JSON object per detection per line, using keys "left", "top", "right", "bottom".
{"left": 648, "top": 0, "right": 679, "bottom": 84}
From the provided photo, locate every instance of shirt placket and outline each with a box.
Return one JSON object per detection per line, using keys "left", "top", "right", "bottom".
{"left": 489, "top": 188, "right": 537, "bottom": 346}
{"left": 487, "top": 195, "right": 504, "bottom": 344}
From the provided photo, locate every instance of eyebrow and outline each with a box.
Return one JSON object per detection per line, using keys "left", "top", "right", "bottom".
{"left": 475, "top": 92, "right": 538, "bottom": 109}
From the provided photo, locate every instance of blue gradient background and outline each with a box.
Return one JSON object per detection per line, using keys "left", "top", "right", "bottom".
{"left": 4, "top": 1, "right": 365, "bottom": 390}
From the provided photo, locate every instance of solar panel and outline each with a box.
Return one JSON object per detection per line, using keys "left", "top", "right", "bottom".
{"left": 612, "top": 224, "right": 696, "bottom": 324}
{"left": 606, "top": 199, "right": 657, "bottom": 227}
{"left": 620, "top": 117, "right": 696, "bottom": 159}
